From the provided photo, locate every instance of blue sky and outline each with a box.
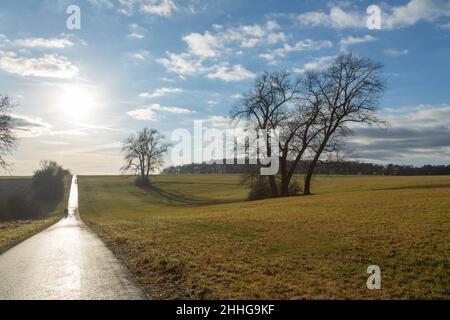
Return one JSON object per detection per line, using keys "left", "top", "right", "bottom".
{"left": 0, "top": 0, "right": 449, "bottom": 174}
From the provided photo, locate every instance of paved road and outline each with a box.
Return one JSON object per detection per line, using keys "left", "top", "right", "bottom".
{"left": 0, "top": 175, "right": 146, "bottom": 300}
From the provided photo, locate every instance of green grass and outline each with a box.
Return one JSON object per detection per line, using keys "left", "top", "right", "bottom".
{"left": 0, "top": 177, "right": 70, "bottom": 254}
{"left": 78, "top": 175, "right": 450, "bottom": 299}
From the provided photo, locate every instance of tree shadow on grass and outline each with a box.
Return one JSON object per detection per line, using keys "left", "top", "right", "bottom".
{"left": 132, "top": 183, "right": 239, "bottom": 207}
{"left": 374, "top": 183, "right": 450, "bottom": 192}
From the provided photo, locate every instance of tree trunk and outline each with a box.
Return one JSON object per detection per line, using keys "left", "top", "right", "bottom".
{"left": 304, "top": 167, "right": 314, "bottom": 195}
{"left": 279, "top": 156, "right": 290, "bottom": 197}
{"left": 304, "top": 147, "right": 324, "bottom": 195}
{"left": 268, "top": 175, "right": 278, "bottom": 197}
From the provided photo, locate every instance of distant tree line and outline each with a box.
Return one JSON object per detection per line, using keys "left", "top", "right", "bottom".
{"left": 0, "top": 161, "right": 70, "bottom": 221}
{"left": 162, "top": 161, "right": 450, "bottom": 176}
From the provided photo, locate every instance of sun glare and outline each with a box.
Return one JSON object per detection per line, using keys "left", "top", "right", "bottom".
{"left": 59, "top": 84, "right": 98, "bottom": 119}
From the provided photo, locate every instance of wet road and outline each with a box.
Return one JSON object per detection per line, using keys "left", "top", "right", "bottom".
{"left": 0, "top": 176, "right": 146, "bottom": 300}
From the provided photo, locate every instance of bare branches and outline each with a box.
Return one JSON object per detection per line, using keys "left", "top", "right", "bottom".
{"left": 0, "top": 95, "right": 17, "bottom": 169}
{"left": 121, "top": 128, "right": 170, "bottom": 186}
{"left": 302, "top": 53, "right": 386, "bottom": 194}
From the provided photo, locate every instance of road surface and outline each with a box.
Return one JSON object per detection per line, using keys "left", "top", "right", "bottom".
{"left": 0, "top": 175, "right": 146, "bottom": 300}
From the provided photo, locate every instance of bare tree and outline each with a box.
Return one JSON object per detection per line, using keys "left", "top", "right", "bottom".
{"left": 122, "top": 128, "right": 169, "bottom": 186}
{"left": 231, "top": 71, "right": 300, "bottom": 197}
{"left": 302, "top": 53, "right": 385, "bottom": 195}
{"left": 0, "top": 95, "right": 16, "bottom": 169}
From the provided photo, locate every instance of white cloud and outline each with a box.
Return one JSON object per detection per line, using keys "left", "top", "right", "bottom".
{"left": 128, "top": 23, "right": 145, "bottom": 39}
{"left": 297, "top": 6, "right": 365, "bottom": 28}
{"left": 131, "top": 50, "right": 150, "bottom": 61}
{"left": 14, "top": 37, "right": 75, "bottom": 49}
{"left": 0, "top": 51, "right": 79, "bottom": 79}
{"left": 139, "top": 87, "right": 184, "bottom": 98}
{"left": 384, "top": 0, "right": 450, "bottom": 29}
{"left": 385, "top": 105, "right": 450, "bottom": 128}
{"left": 206, "top": 115, "right": 231, "bottom": 129}
{"left": 140, "top": 0, "right": 177, "bottom": 17}
{"left": 292, "top": 55, "right": 336, "bottom": 73}
{"left": 127, "top": 107, "right": 158, "bottom": 121}
{"left": 0, "top": 34, "right": 80, "bottom": 49}
{"left": 87, "top": 0, "right": 114, "bottom": 8}
{"left": 157, "top": 52, "right": 204, "bottom": 75}
{"left": 220, "top": 20, "right": 286, "bottom": 49}
{"left": 117, "top": 0, "right": 137, "bottom": 15}
{"left": 207, "top": 64, "right": 255, "bottom": 82}
{"left": 207, "top": 100, "right": 218, "bottom": 107}
{"left": 128, "top": 32, "right": 145, "bottom": 40}
{"left": 260, "top": 39, "right": 332, "bottom": 64}
{"left": 340, "top": 35, "right": 377, "bottom": 49}
{"left": 183, "top": 32, "right": 220, "bottom": 59}
{"left": 384, "top": 48, "right": 409, "bottom": 56}
{"left": 296, "top": 0, "right": 450, "bottom": 30}
{"left": 0, "top": 34, "right": 11, "bottom": 47}
{"left": 179, "top": 20, "right": 287, "bottom": 62}
{"left": 158, "top": 19, "right": 290, "bottom": 79}
{"left": 127, "top": 103, "right": 193, "bottom": 121}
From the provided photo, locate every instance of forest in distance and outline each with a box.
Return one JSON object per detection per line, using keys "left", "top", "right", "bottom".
{"left": 163, "top": 161, "right": 450, "bottom": 176}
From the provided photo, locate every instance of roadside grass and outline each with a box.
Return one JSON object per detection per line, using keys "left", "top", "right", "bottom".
{"left": 79, "top": 175, "right": 450, "bottom": 299}
{"left": 0, "top": 176, "right": 71, "bottom": 254}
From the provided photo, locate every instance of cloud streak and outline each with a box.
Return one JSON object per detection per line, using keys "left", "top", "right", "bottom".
{"left": 0, "top": 51, "right": 79, "bottom": 79}
{"left": 127, "top": 103, "right": 194, "bottom": 121}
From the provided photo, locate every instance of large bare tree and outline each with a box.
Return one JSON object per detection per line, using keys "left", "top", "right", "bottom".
{"left": 231, "top": 71, "right": 301, "bottom": 197}
{"left": 302, "top": 53, "right": 385, "bottom": 195}
{"left": 122, "top": 128, "right": 169, "bottom": 186}
{"left": 231, "top": 53, "right": 385, "bottom": 198}
{"left": 0, "top": 95, "right": 16, "bottom": 169}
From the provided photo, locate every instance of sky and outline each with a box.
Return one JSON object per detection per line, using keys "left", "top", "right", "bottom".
{"left": 0, "top": 0, "right": 449, "bottom": 175}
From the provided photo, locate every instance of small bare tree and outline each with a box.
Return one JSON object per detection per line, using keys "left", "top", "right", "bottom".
{"left": 0, "top": 95, "right": 16, "bottom": 169}
{"left": 122, "top": 128, "right": 169, "bottom": 186}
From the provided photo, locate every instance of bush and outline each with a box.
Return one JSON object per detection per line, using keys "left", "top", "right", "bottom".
{"left": 32, "top": 161, "right": 68, "bottom": 202}
{"left": 0, "top": 161, "right": 69, "bottom": 222}
{"left": 242, "top": 174, "right": 302, "bottom": 201}
{"left": 288, "top": 179, "right": 301, "bottom": 196}
{"left": 247, "top": 176, "right": 272, "bottom": 201}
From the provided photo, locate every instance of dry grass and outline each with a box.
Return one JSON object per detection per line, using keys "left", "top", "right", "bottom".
{"left": 78, "top": 175, "right": 450, "bottom": 299}
{"left": 0, "top": 217, "right": 60, "bottom": 254}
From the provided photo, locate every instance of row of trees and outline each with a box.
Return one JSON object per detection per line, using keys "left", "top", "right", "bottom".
{"left": 163, "top": 161, "right": 450, "bottom": 176}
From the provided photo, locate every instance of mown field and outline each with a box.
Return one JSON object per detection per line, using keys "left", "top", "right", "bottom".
{"left": 78, "top": 175, "right": 450, "bottom": 299}
{"left": 0, "top": 177, "right": 69, "bottom": 254}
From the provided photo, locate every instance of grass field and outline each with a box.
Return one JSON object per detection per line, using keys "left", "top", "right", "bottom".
{"left": 0, "top": 178, "right": 31, "bottom": 198}
{"left": 0, "top": 177, "right": 70, "bottom": 254}
{"left": 77, "top": 174, "right": 450, "bottom": 299}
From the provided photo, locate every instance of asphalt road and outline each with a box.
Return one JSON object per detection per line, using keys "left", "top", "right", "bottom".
{"left": 0, "top": 175, "right": 146, "bottom": 300}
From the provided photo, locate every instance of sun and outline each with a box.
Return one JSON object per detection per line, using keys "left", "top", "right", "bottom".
{"left": 59, "top": 84, "right": 98, "bottom": 119}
